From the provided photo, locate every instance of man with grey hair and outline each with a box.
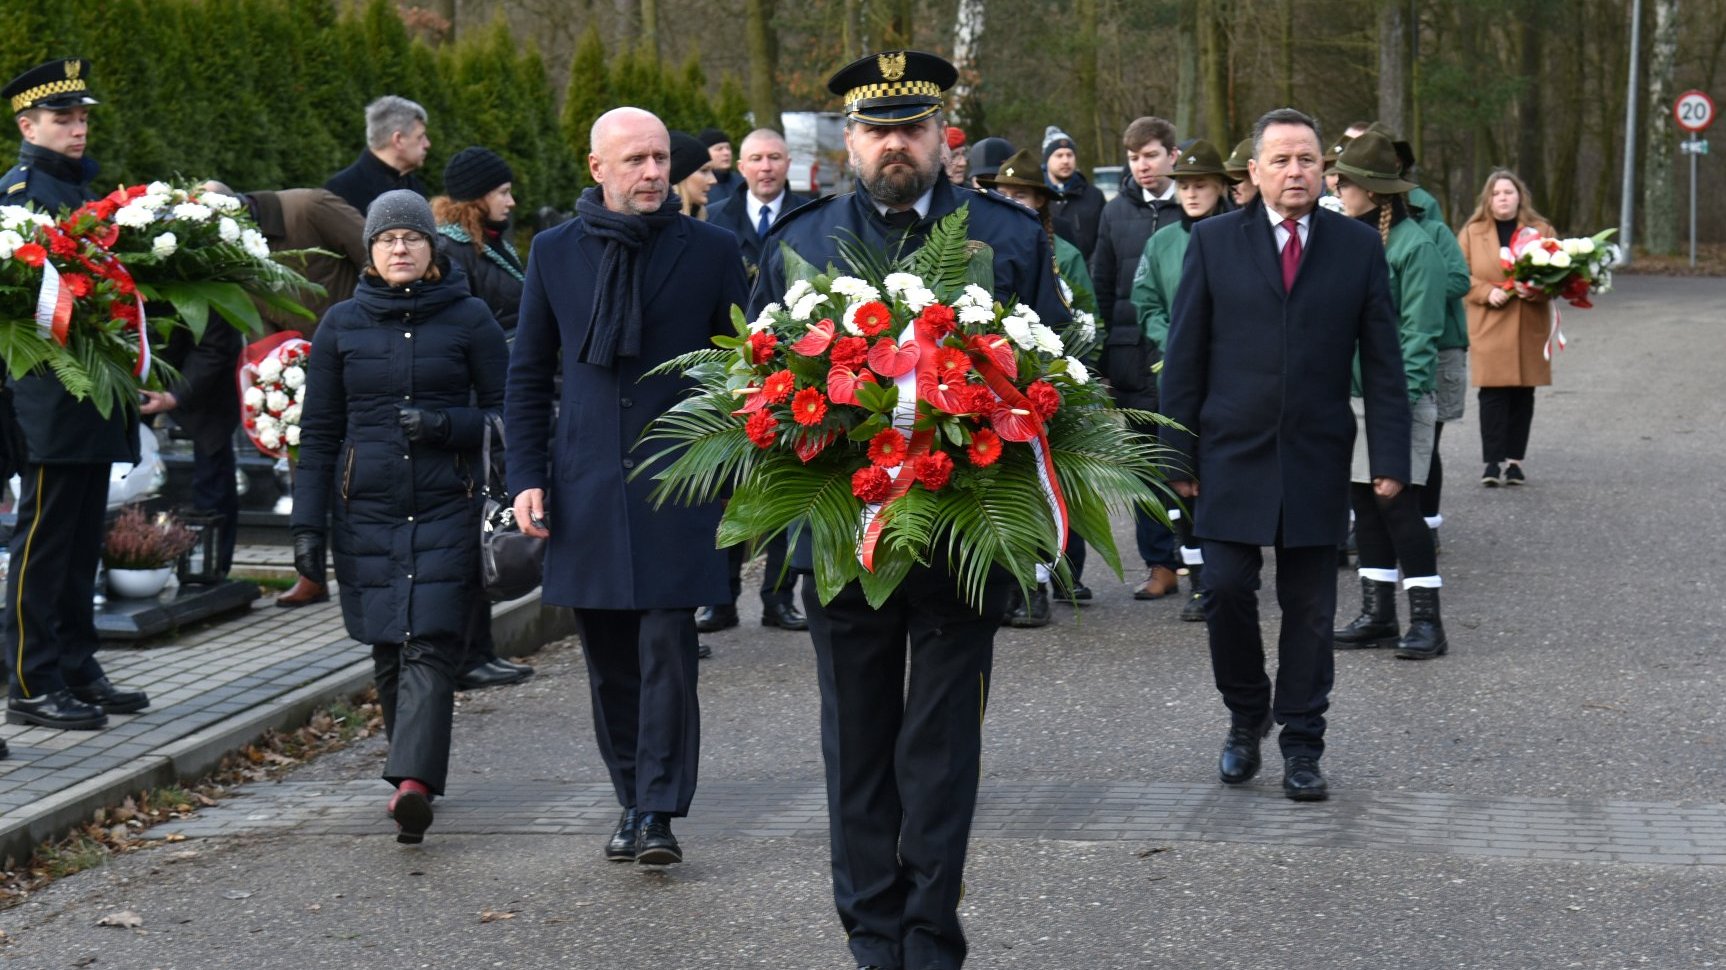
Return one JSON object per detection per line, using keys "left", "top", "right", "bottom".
{"left": 324, "top": 94, "right": 430, "bottom": 215}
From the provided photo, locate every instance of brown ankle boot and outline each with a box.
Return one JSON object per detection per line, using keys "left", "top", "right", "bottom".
{"left": 275, "top": 575, "right": 329, "bottom": 608}
{"left": 1134, "top": 565, "right": 1181, "bottom": 600}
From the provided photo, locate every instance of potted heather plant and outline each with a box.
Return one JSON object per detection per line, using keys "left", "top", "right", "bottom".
{"left": 103, "top": 506, "right": 199, "bottom": 598}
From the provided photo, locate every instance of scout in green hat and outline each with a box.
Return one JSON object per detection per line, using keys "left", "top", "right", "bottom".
{"left": 977, "top": 147, "right": 1099, "bottom": 319}
{"left": 1224, "top": 137, "right": 1257, "bottom": 207}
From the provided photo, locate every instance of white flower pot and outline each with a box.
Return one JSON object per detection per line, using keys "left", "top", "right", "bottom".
{"left": 107, "top": 566, "right": 173, "bottom": 599}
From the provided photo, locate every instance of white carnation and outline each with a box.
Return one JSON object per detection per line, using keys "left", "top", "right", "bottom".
{"left": 955, "top": 284, "right": 993, "bottom": 309}
{"left": 243, "top": 386, "right": 266, "bottom": 410}
{"left": 1029, "top": 323, "right": 1064, "bottom": 356}
{"left": 282, "top": 403, "right": 302, "bottom": 425}
{"left": 171, "top": 202, "right": 213, "bottom": 223}
{"left": 151, "top": 232, "right": 178, "bottom": 258}
{"left": 1064, "top": 356, "right": 1090, "bottom": 385}
{"left": 1011, "top": 304, "right": 1040, "bottom": 326}
{"left": 0, "top": 205, "right": 37, "bottom": 230}
{"left": 203, "top": 192, "right": 242, "bottom": 214}
{"left": 293, "top": 385, "right": 306, "bottom": 403}
{"left": 829, "top": 275, "right": 880, "bottom": 304}
{"left": 841, "top": 301, "right": 865, "bottom": 336}
{"left": 266, "top": 389, "right": 292, "bottom": 414}
{"left": 241, "top": 228, "right": 270, "bottom": 260}
{"left": 1548, "top": 250, "right": 1571, "bottom": 269}
{"left": 1318, "top": 195, "right": 1347, "bottom": 214}
{"left": 900, "top": 286, "right": 937, "bottom": 313}
{"left": 790, "top": 290, "right": 827, "bottom": 321}
{"left": 957, "top": 304, "right": 994, "bottom": 325}
{"left": 781, "top": 279, "right": 814, "bottom": 309}
{"left": 1003, "top": 315, "right": 1036, "bottom": 351}
{"left": 749, "top": 302, "right": 781, "bottom": 333}
{"left": 285, "top": 425, "right": 301, "bottom": 447}
{"left": 1058, "top": 276, "right": 1075, "bottom": 305}
{"left": 218, "top": 217, "right": 240, "bottom": 243}
{"left": 146, "top": 181, "right": 172, "bottom": 196}
{"left": 258, "top": 357, "right": 284, "bottom": 381}
{"left": 281, "top": 364, "right": 306, "bottom": 389}
{"left": 882, "top": 272, "right": 923, "bottom": 297}
{"left": 114, "top": 204, "right": 155, "bottom": 228}
{"left": 0, "top": 229, "right": 20, "bottom": 259}
{"left": 254, "top": 413, "right": 278, "bottom": 433}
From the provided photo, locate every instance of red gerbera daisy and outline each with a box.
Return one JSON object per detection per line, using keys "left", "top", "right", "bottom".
{"left": 933, "top": 347, "right": 972, "bottom": 379}
{"left": 854, "top": 300, "right": 893, "bottom": 337}
{"left": 14, "top": 242, "right": 46, "bottom": 267}
{"left": 761, "top": 369, "right": 795, "bottom": 404}
{"left": 967, "top": 428, "right": 1002, "bottom": 467}
{"left": 791, "top": 386, "right": 828, "bottom": 426}
{"left": 867, "top": 428, "right": 908, "bottom": 468}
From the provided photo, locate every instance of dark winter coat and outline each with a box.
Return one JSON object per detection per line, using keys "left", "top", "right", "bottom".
{"left": 504, "top": 213, "right": 748, "bottom": 611}
{"left": 323, "top": 150, "right": 428, "bottom": 217}
{"left": 1046, "top": 169, "right": 1106, "bottom": 262}
{"left": 704, "top": 188, "right": 812, "bottom": 280}
{"left": 159, "top": 315, "right": 243, "bottom": 454}
{"left": 1089, "top": 182, "right": 1183, "bottom": 409}
{"left": 1161, "top": 206, "right": 1411, "bottom": 548}
{"left": 292, "top": 260, "right": 509, "bottom": 645}
{"left": 0, "top": 142, "right": 138, "bottom": 468}
{"left": 436, "top": 225, "right": 524, "bottom": 336}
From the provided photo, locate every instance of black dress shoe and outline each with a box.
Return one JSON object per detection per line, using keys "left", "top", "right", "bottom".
{"left": 634, "top": 812, "right": 682, "bottom": 865}
{"left": 605, "top": 807, "right": 639, "bottom": 862}
{"left": 1218, "top": 714, "right": 1272, "bottom": 785}
{"left": 456, "top": 658, "right": 534, "bottom": 691}
{"left": 1006, "top": 583, "right": 1052, "bottom": 628}
{"left": 0, "top": 737, "right": 9, "bottom": 759}
{"left": 7, "top": 690, "right": 109, "bottom": 730}
{"left": 695, "top": 604, "right": 739, "bottom": 632}
{"left": 697, "top": 642, "right": 713, "bottom": 660}
{"left": 1283, "top": 756, "right": 1329, "bottom": 801}
{"left": 761, "top": 600, "right": 808, "bottom": 631}
{"left": 68, "top": 677, "right": 150, "bottom": 714}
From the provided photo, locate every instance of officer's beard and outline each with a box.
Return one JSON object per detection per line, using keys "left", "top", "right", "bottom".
{"left": 861, "top": 151, "right": 939, "bottom": 208}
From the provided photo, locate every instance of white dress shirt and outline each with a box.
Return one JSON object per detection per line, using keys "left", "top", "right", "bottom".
{"left": 1268, "top": 207, "right": 1312, "bottom": 252}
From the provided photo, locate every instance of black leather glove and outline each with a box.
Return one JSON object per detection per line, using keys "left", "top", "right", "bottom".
{"left": 398, "top": 406, "right": 451, "bottom": 444}
{"left": 292, "top": 528, "right": 327, "bottom": 583}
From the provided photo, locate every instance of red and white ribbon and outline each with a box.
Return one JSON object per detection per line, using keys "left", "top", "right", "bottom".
{"left": 1543, "top": 301, "right": 1565, "bottom": 362}
{"left": 133, "top": 296, "right": 151, "bottom": 378}
{"left": 33, "top": 259, "right": 72, "bottom": 346}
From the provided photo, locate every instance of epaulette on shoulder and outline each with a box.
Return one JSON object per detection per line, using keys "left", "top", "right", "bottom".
{"left": 775, "top": 192, "right": 838, "bottom": 227}
{"left": 4, "top": 180, "right": 25, "bottom": 196}
{"left": 970, "top": 186, "right": 1042, "bottom": 223}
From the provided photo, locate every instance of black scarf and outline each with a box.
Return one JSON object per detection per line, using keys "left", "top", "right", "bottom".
{"left": 575, "top": 186, "right": 680, "bottom": 367}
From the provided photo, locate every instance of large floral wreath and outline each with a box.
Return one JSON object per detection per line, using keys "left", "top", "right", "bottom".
{"left": 636, "top": 207, "right": 1176, "bottom": 609}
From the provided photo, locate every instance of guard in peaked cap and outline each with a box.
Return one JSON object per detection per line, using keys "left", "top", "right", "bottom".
{"left": 1171, "top": 139, "right": 1227, "bottom": 180}
{"left": 827, "top": 49, "right": 957, "bottom": 126}
{"left": 3, "top": 58, "right": 98, "bottom": 116}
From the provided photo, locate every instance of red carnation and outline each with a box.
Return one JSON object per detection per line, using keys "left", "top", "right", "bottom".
{"left": 867, "top": 428, "right": 908, "bottom": 468}
{"left": 933, "top": 347, "right": 972, "bottom": 379}
{"left": 1025, "top": 380, "right": 1061, "bottom": 420}
{"left": 47, "top": 231, "right": 77, "bottom": 258}
{"left": 745, "top": 410, "right": 778, "bottom": 448}
{"left": 111, "top": 299, "right": 141, "bottom": 324}
{"left": 963, "top": 384, "right": 997, "bottom": 414}
{"left": 967, "top": 428, "right": 1002, "bottom": 467}
{"left": 60, "top": 272, "right": 92, "bottom": 298}
{"left": 852, "top": 465, "right": 893, "bottom": 503}
{"left": 917, "top": 303, "right": 957, "bottom": 340}
{"left": 791, "top": 386, "right": 828, "bottom": 426}
{"left": 854, "top": 300, "right": 893, "bottom": 337}
{"left": 830, "top": 336, "right": 869, "bottom": 370}
{"left": 915, "top": 450, "right": 954, "bottom": 491}
{"left": 762, "top": 369, "right": 795, "bottom": 404}
{"left": 747, "top": 330, "right": 779, "bottom": 365}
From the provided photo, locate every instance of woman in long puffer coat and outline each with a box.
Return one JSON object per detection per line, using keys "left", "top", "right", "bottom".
{"left": 291, "top": 190, "right": 509, "bottom": 843}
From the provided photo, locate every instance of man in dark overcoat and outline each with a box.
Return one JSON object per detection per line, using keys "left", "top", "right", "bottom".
{"left": 506, "top": 107, "right": 747, "bottom": 867}
{"left": 1161, "top": 107, "right": 1411, "bottom": 802}
{"left": 1, "top": 57, "right": 148, "bottom": 735}
{"left": 755, "top": 51, "right": 1070, "bottom": 970}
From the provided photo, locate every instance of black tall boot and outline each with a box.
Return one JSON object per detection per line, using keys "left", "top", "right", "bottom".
{"left": 1334, "top": 577, "right": 1399, "bottom": 648}
{"left": 1396, "top": 586, "right": 1449, "bottom": 660}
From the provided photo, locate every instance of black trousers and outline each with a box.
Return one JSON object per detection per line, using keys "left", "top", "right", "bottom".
{"left": 4, "top": 464, "right": 109, "bottom": 699}
{"left": 1351, "top": 483, "right": 1438, "bottom": 579}
{"left": 802, "top": 568, "right": 1010, "bottom": 970}
{"left": 462, "top": 574, "right": 498, "bottom": 670}
{"left": 1200, "top": 538, "right": 1337, "bottom": 760}
{"left": 1421, "top": 422, "right": 1446, "bottom": 518}
{"left": 190, "top": 436, "right": 239, "bottom": 576}
{"left": 572, "top": 608, "right": 701, "bottom": 816}
{"left": 1478, "top": 386, "right": 1536, "bottom": 464}
{"left": 373, "top": 634, "right": 466, "bottom": 795}
{"left": 720, "top": 532, "right": 795, "bottom": 608}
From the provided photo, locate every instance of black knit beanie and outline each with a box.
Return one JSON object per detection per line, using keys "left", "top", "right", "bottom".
{"left": 669, "top": 131, "right": 710, "bottom": 185}
{"left": 697, "top": 127, "right": 730, "bottom": 149}
{"left": 443, "top": 146, "right": 514, "bottom": 202}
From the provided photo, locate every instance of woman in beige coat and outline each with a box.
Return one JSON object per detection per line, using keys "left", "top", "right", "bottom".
{"left": 1460, "top": 169, "right": 1555, "bottom": 486}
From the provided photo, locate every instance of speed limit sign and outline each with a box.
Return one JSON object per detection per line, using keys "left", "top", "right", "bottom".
{"left": 1675, "top": 90, "right": 1716, "bottom": 133}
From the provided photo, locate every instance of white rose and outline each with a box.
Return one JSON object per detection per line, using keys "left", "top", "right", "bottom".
{"left": 1548, "top": 251, "right": 1571, "bottom": 269}
{"left": 1003, "top": 315, "right": 1036, "bottom": 351}
{"left": 146, "top": 181, "right": 172, "bottom": 196}
{"left": 243, "top": 386, "right": 266, "bottom": 410}
{"left": 203, "top": 192, "right": 242, "bottom": 214}
{"left": 1527, "top": 247, "right": 1550, "bottom": 267}
{"left": 1576, "top": 237, "right": 1595, "bottom": 255}
{"left": 749, "top": 302, "right": 781, "bottom": 333}
{"left": 294, "top": 386, "right": 306, "bottom": 403}
{"left": 152, "top": 232, "right": 178, "bottom": 258}
{"left": 218, "top": 217, "right": 240, "bottom": 243}
{"left": 282, "top": 403, "right": 302, "bottom": 425}
{"left": 114, "top": 204, "right": 155, "bottom": 228}
{"left": 258, "top": 357, "right": 284, "bottom": 381}
{"left": 171, "top": 202, "right": 213, "bottom": 223}
{"left": 882, "top": 272, "right": 922, "bottom": 297}
{"left": 0, "top": 229, "right": 20, "bottom": 259}
{"left": 255, "top": 413, "right": 278, "bottom": 433}
{"left": 281, "top": 364, "right": 306, "bottom": 389}
{"left": 285, "top": 425, "right": 301, "bottom": 447}
{"left": 1561, "top": 238, "right": 1582, "bottom": 256}
{"left": 241, "top": 228, "right": 270, "bottom": 260}
{"left": 1029, "top": 323, "right": 1064, "bottom": 356}
{"left": 1064, "top": 356, "right": 1090, "bottom": 385}
{"left": 266, "top": 389, "right": 292, "bottom": 414}
{"left": 259, "top": 428, "right": 282, "bottom": 450}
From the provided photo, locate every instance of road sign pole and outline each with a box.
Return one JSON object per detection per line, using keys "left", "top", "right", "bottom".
{"left": 1691, "top": 146, "right": 1698, "bottom": 268}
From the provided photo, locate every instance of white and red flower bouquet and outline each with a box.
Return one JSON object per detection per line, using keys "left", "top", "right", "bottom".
{"left": 239, "top": 332, "right": 309, "bottom": 459}
{"left": 639, "top": 208, "right": 1173, "bottom": 608}
{"left": 1500, "top": 227, "right": 1618, "bottom": 359}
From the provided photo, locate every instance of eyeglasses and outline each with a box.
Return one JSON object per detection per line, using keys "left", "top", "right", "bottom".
{"left": 373, "top": 232, "right": 429, "bottom": 249}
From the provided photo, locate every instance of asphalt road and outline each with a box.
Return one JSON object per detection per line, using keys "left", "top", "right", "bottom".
{"left": 2, "top": 274, "right": 1723, "bottom": 970}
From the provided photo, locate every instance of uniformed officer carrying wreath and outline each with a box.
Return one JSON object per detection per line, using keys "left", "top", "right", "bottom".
{"left": 1, "top": 58, "right": 151, "bottom": 735}
{"left": 754, "top": 51, "right": 1071, "bottom": 970}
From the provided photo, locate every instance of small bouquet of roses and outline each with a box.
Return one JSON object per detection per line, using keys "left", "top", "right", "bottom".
{"left": 239, "top": 334, "right": 309, "bottom": 458}
{"left": 1501, "top": 227, "right": 1619, "bottom": 309}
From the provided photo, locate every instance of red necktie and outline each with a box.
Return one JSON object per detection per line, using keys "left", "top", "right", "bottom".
{"left": 1281, "top": 218, "right": 1302, "bottom": 291}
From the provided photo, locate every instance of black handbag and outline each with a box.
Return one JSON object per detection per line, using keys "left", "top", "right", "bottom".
{"left": 479, "top": 414, "right": 545, "bottom": 602}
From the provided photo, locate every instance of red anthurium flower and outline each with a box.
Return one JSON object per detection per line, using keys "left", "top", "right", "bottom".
{"left": 918, "top": 371, "right": 970, "bottom": 414}
{"left": 747, "top": 331, "right": 779, "bottom": 365}
{"left": 989, "top": 405, "right": 1040, "bottom": 442}
{"left": 93, "top": 222, "right": 119, "bottom": 247}
{"left": 915, "top": 450, "right": 954, "bottom": 491}
{"left": 967, "top": 427, "right": 1003, "bottom": 467}
{"left": 790, "top": 318, "right": 837, "bottom": 356}
{"left": 791, "top": 386, "right": 828, "bottom": 426}
{"left": 762, "top": 369, "right": 796, "bottom": 404}
{"left": 965, "top": 333, "right": 1017, "bottom": 379}
{"left": 796, "top": 430, "right": 837, "bottom": 463}
{"left": 1025, "top": 380, "right": 1061, "bottom": 420}
{"left": 60, "top": 273, "right": 92, "bottom": 298}
{"left": 867, "top": 428, "right": 908, "bottom": 468}
{"left": 827, "top": 365, "right": 876, "bottom": 406}
{"left": 15, "top": 242, "right": 47, "bottom": 267}
{"left": 854, "top": 300, "right": 894, "bottom": 337}
{"left": 830, "top": 336, "right": 869, "bottom": 370}
{"left": 125, "top": 184, "right": 149, "bottom": 199}
{"left": 852, "top": 465, "right": 893, "bottom": 503}
{"left": 867, "top": 337, "right": 920, "bottom": 378}
{"left": 745, "top": 410, "right": 778, "bottom": 448}
{"left": 917, "top": 303, "right": 957, "bottom": 340}
{"left": 731, "top": 387, "right": 768, "bottom": 415}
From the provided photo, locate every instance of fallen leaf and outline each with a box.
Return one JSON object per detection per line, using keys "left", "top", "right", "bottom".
{"left": 1136, "top": 847, "right": 1171, "bottom": 858}
{"left": 97, "top": 910, "right": 143, "bottom": 929}
{"left": 478, "top": 910, "right": 517, "bottom": 923}
{"left": 163, "top": 834, "right": 187, "bottom": 843}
